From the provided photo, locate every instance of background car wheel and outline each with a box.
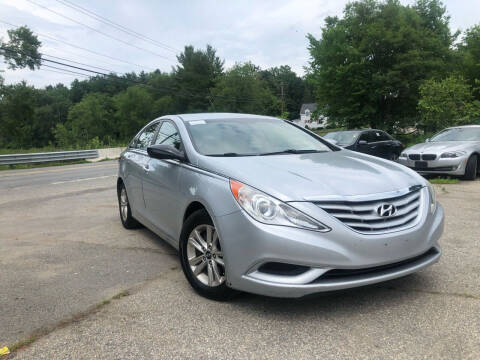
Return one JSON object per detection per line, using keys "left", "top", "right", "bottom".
{"left": 463, "top": 154, "right": 478, "bottom": 180}
{"left": 118, "top": 182, "right": 141, "bottom": 229}
{"left": 179, "top": 209, "right": 238, "bottom": 301}
{"left": 389, "top": 153, "right": 399, "bottom": 161}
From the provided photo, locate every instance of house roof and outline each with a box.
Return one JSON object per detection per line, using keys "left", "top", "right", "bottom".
{"left": 300, "top": 103, "right": 317, "bottom": 114}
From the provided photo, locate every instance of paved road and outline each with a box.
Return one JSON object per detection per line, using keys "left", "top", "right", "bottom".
{"left": 1, "top": 162, "right": 479, "bottom": 359}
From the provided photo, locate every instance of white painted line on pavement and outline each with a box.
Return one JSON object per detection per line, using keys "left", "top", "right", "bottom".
{"left": 51, "top": 175, "right": 116, "bottom": 185}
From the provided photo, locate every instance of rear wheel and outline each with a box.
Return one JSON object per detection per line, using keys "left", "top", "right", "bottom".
{"left": 179, "top": 209, "right": 237, "bottom": 301}
{"left": 118, "top": 182, "right": 141, "bottom": 229}
{"left": 463, "top": 155, "right": 478, "bottom": 181}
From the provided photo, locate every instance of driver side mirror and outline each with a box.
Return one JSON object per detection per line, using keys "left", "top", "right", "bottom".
{"left": 358, "top": 140, "right": 368, "bottom": 145}
{"left": 147, "top": 144, "right": 186, "bottom": 162}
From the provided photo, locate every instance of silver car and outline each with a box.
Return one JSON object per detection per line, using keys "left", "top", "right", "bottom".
{"left": 398, "top": 125, "right": 480, "bottom": 180}
{"left": 117, "top": 113, "right": 443, "bottom": 300}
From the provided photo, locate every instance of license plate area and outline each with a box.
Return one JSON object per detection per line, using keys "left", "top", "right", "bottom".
{"left": 415, "top": 161, "right": 428, "bottom": 169}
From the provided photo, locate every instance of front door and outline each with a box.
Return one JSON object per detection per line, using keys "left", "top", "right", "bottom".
{"left": 142, "top": 120, "right": 186, "bottom": 241}
{"left": 124, "top": 122, "right": 159, "bottom": 217}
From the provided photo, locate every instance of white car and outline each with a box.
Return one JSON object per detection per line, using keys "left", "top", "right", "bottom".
{"left": 398, "top": 125, "right": 480, "bottom": 180}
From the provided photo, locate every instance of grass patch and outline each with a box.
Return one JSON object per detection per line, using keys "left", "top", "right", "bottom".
{"left": 6, "top": 289, "right": 132, "bottom": 354}
{"left": 429, "top": 177, "right": 459, "bottom": 184}
{"left": 0, "top": 159, "right": 88, "bottom": 171}
{"left": 8, "top": 336, "right": 37, "bottom": 353}
{"left": 112, "top": 290, "right": 130, "bottom": 299}
{"left": 312, "top": 128, "right": 345, "bottom": 137}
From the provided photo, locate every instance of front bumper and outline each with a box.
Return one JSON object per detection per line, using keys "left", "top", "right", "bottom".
{"left": 397, "top": 156, "right": 467, "bottom": 175}
{"left": 214, "top": 199, "right": 444, "bottom": 298}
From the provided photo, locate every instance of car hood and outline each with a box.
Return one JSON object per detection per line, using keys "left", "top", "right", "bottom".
{"left": 405, "top": 141, "right": 475, "bottom": 154}
{"left": 196, "top": 150, "right": 425, "bottom": 202}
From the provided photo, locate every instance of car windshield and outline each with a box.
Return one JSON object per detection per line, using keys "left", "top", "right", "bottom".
{"left": 430, "top": 128, "right": 480, "bottom": 142}
{"left": 323, "top": 131, "right": 360, "bottom": 146}
{"left": 185, "top": 118, "right": 332, "bottom": 156}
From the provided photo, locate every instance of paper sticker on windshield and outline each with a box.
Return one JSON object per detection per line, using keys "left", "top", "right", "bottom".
{"left": 189, "top": 120, "right": 206, "bottom": 125}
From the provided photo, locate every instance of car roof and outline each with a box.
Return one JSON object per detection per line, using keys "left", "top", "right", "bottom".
{"left": 445, "top": 125, "right": 480, "bottom": 129}
{"left": 174, "top": 113, "right": 280, "bottom": 122}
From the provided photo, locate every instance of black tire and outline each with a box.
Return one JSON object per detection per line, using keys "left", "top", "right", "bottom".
{"left": 118, "top": 182, "right": 141, "bottom": 229}
{"left": 389, "top": 152, "right": 399, "bottom": 161}
{"left": 179, "top": 209, "right": 238, "bottom": 301}
{"left": 463, "top": 154, "right": 478, "bottom": 181}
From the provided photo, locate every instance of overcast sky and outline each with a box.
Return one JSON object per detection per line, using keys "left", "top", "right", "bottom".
{"left": 1, "top": 0, "right": 479, "bottom": 88}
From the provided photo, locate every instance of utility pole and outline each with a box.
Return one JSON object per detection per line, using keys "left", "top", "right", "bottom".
{"left": 280, "top": 81, "right": 285, "bottom": 115}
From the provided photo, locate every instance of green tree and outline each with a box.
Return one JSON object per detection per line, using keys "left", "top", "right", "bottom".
{"left": 210, "top": 62, "right": 280, "bottom": 116}
{"left": 418, "top": 76, "right": 480, "bottom": 131}
{"left": 261, "top": 65, "right": 305, "bottom": 120}
{"left": 114, "top": 85, "right": 154, "bottom": 140}
{"left": 0, "top": 82, "right": 36, "bottom": 148}
{"left": 458, "top": 25, "right": 480, "bottom": 97}
{"left": 174, "top": 45, "right": 224, "bottom": 112}
{"left": 0, "top": 26, "right": 42, "bottom": 70}
{"left": 307, "top": 0, "right": 455, "bottom": 131}
{"left": 56, "top": 93, "right": 115, "bottom": 147}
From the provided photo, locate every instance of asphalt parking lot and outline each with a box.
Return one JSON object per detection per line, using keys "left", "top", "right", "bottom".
{"left": 1, "top": 161, "right": 479, "bottom": 359}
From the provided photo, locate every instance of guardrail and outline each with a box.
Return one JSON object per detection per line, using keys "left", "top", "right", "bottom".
{"left": 0, "top": 150, "right": 99, "bottom": 165}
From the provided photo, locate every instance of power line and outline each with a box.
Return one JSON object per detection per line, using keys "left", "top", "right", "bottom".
{"left": 54, "top": 0, "right": 180, "bottom": 53}
{"left": 2, "top": 46, "right": 262, "bottom": 104}
{"left": 41, "top": 64, "right": 92, "bottom": 78}
{"left": 25, "top": 0, "right": 176, "bottom": 62}
{"left": 0, "top": 19, "right": 156, "bottom": 71}
{"left": 42, "top": 53, "right": 116, "bottom": 73}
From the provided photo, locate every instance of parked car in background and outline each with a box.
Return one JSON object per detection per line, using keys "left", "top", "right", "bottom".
{"left": 323, "top": 129, "right": 404, "bottom": 160}
{"left": 398, "top": 125, "right": 480, "bottom": 180}
{"left": 117, "top": 113, "right": 443, "bottom": 300}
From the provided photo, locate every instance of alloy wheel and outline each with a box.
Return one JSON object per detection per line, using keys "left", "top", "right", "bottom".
{"left": 120, "top": 187, "right": 128, "bottom": 221}
{"left": 186, "top": 224, "right": 225, "bottom": 287}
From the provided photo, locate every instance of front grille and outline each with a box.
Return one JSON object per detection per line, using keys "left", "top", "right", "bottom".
{"left": 409, "top": 166, "right": 455, "bottom": 171}
{"left": 408, "top": 154, "right": 420, "bottom": 160}
{"left": 421, "top": 154, "right": 436, "bottom": 160}
{"left": 314, "top": 188, "right": 423, "bottom": 234}
{"left": 311, "top": 247, "right": 439, "bottom": 283}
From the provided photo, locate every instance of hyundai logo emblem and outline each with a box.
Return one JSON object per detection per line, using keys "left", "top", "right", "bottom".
{"left": 377, "top": 203, "right": 397, "bottom": 217}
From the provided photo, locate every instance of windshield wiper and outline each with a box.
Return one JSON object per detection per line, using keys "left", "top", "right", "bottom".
{"left": 208, "top": 152, "right": 258, "bottom": 157}
{"left": 259, "top": 149, "right": 326, "bottom": 156}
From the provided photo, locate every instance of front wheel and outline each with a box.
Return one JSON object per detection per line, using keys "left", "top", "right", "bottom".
{"left": 463, "top": 155, "right": 478, "bottom": 181}
{"left": 179, "top": 209, "right": 238, "bottom": 301}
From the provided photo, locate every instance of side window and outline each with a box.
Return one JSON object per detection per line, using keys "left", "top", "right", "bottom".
{"left": 154, "top": 121, "right": 182, "bottom": 150}
{"left": 380, "top": 131, "right": 393, "bottom": 141}
{"left": 133, "top": 122, "right": 159, "bottom": 150}
{"left": 359, "top": 132, "right": 369, "bottom": 143}
{"left": 372, "top": 131, "right": 389, "bottom": 141}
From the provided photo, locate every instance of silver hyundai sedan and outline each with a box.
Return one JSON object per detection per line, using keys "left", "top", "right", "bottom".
{"left": 398, "top": 125, "right": 480, "bottom": 180}
{"left": 117, "top": 113, "right": 443, "bottom": 300}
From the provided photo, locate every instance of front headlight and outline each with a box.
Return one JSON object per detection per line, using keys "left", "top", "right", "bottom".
{"left": 440, "top": 151, "right": 466, "bottom": 158}
{"left": 230, "top": 179, "right": 330, "bottom": 232}
{"left": 427, "top": 182, "right": 437, "bottom": 213}
{"left": 399, "top": 152, "right": 407, "bottom": 158}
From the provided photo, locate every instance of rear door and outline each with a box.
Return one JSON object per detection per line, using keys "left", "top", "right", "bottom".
{"left": 124, "top": 122, "right": 160, "bottom": 217}
{"left": 142, "top": 120, "right": 186, "bottom": 241}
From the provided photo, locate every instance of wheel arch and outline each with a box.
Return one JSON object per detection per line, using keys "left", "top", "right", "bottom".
{"left": 183, "top": 201, "right": 210, "bottom": 224}
{"left": 117, "top": 177, "right": 124, "bottom": 196}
